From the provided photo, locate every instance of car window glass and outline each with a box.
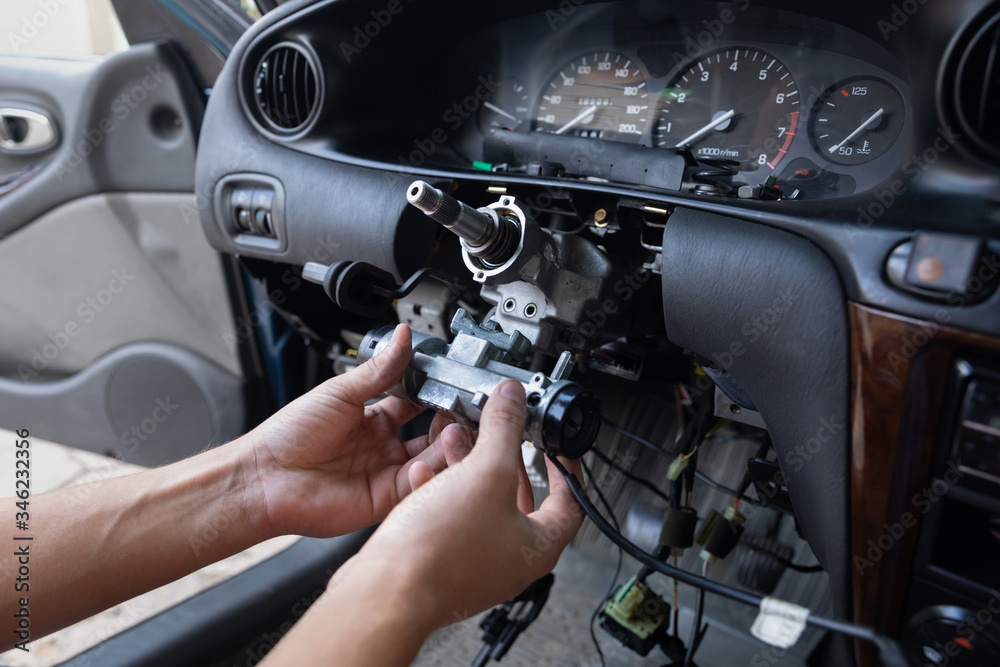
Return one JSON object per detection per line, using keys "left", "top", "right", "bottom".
{"left": 0, "top": 0, "right": 128, "bottom": 56}
{"left": 220, "top": 0, "right": 262, "bottom": 22}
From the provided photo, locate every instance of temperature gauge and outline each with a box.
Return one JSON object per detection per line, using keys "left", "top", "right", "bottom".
{"left": 810, "top": 77, "right": 904, "bottom": 165}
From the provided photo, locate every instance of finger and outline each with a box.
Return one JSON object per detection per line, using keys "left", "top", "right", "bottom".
{"left": 546, "top": 454, "right": 583, "bottom": 497}
{"left": 401, "top": 434, "right": 430, "bottom": 460}
{"left": 328, "top": 324, "right": 412, "bottom": 406}
{"left": 440, "top": 423, "right": 473, "bottom": 466}
{"left": 407, "top": 460, "right": 435, "bottom": 491}
{"left": 427, "top": 412, "right": 453, "bottom": 445}
{"left": 516, "top": 454, "right": 534, "bottom": 515}
{"left": 527, "top": 457, "right": 585, "bottom": 558}
{"left": 471, "top": 380, "right": 526, "bottom": 474}
{"left": 369, "top": 396, "right": 426, "bottom": 429}
{"left": 404, "top": 423, "right": 470, "bottom": 473}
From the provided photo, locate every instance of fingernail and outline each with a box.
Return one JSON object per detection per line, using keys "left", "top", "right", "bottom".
{"left": 499, "top": 381, "right": 523, "bottom": 399}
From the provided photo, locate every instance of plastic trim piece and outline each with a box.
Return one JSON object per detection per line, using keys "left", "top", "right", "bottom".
{"left": 660, "top": 207, "right": 851, "bottom": 622}
{"left": 55, "top": 530, "right": 373, "bottom": 667}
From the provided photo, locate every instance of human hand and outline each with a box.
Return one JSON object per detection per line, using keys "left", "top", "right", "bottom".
{"left": 238, "top": 324, "right": 472, "bottom": 538}
{"left": 331, "top": 380, "right": 585, "bottom": 631}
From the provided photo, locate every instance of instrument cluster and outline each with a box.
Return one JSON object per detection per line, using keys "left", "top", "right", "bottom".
{"left": 459, "top": 10, "right": 912, "bottom": 200}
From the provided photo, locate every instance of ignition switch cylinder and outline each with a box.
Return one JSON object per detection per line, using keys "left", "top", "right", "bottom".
{"left": 357, "top": 309, "right": 601, "bottom": 459}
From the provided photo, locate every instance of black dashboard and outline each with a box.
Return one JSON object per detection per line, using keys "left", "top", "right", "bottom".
{"left": 338, "top": 1, "right": 914, "bottom": 201}
{"left": 200, "top": 0, "right": 1000, "bottom": 332}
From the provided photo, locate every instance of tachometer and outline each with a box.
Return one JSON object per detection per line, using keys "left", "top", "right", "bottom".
{"left": 533, "top": 51, "right": 649, "bottom": 143}
{"left": 654, "top": 48, "right": 799, "bottom": 173}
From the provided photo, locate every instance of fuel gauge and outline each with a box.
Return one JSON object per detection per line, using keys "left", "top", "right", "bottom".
{"left": 478, "top": 79, "right": 531, "bottom": 133}
{"left": 810, "top": 77, "right": 904, "bottom": 165}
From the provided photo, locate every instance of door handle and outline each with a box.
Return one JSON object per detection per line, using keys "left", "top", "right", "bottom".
{"left": 0, "top": 108, "right": 58, "bottom": 154}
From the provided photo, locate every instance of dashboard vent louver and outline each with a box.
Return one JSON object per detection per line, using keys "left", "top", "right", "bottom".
{"left": 252, "top": 43, "right": 320, "bottom": 134}
{"left": 954, "top": 11, "right": 1000, "bottom": 160}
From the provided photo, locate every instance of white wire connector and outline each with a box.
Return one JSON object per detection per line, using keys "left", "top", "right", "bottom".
{"left": 750, "top": 597, "right": 810, "bottom": 649}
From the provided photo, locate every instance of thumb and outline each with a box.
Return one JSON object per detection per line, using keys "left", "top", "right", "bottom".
{"left": 472, "top": 380, "right": 526, "bottom": 473}
{"left": 329, "top": 324, "right": 412, "bottom": 405}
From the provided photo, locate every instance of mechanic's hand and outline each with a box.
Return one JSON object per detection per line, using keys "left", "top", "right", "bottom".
{"left": 330, "top": 380, "right": 585, "bottom": 630}
{"left": 240, "top": 324, "right": 472, "bottom": 538}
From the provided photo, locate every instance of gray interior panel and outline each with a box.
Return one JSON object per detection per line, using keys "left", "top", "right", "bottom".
{"left": 0, "top": 41, "right": 201, "bottom": 237}
{"left": 0, "top": 342, "right": 244, "bottom": 466}
{"left": 660, "top": 208, "right": 851, "bottom": 621}
{"left": 0, "top": 192, "right": 240, "bottom": 380}
{"left": 194, "top": 47, "right": 437, "bottom": 282}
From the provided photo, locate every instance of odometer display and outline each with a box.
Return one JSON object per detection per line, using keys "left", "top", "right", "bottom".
{"left": 655, "top": 48, "right": 799, "bottom": 173}
{"left": 534, "top": 51, "right": 649, "bottom": 143}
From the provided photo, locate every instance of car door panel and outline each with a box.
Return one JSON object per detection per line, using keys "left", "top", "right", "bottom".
{"left": 0, "top": 41, "right": 248, "bottom": 464}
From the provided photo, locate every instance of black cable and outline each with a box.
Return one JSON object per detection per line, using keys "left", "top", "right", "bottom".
{"left": 692, "top": 471, "right": 758, "bottom": 504}
{"left": 683, "top": 561, "right": 708, "bottom": 667}
{"left": 580, "top": 458, "right": 623, "bottom": 667}
{"left": 603, "top": 417, "right": 676, "bottom": 458}
{"left": 591, "top": 449, "right": 670, "bottom": 505}
{"left": 547, "top": 454, "right": 911, "bottom": 667}
{"left": 603, "top": 417, "right": 762, "bottom": 506}
{"left": 763, "top": 552, "right": 825, "bottom": 574}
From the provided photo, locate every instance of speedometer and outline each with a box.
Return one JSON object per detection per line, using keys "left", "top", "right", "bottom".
{"left": 533, "top": 51, "right": 648, "bottom": 143}
{"left": 654, "top": 48, "right": 799, "bottom": 173}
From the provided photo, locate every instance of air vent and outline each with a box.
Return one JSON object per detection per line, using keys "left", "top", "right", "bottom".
{"left": 252, "top": 43, "right": 320, "bottom": 134}
{"left": 953, "top": 11, "right": 1000, "bottom": 160}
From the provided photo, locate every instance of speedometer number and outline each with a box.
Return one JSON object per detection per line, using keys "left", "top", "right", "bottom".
{"left": 534, "top": 51, "right": 649, "bottom": 143}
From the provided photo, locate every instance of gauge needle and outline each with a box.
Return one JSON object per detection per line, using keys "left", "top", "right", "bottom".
{"left": 484, "top": 101, "right": 521, "bottom": 124}
{"left": 555, "top": 106, "right": 597, "bottom": 135}
{"left": 674, "top": 109, "right": 736, "bottom": 148}
{"left": 828, "top": 108, "right": 884, "bottom": 153}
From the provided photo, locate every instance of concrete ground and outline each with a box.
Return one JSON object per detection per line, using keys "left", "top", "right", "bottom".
{"left": 0, "top": 429, "right": 298, "bottom": 667}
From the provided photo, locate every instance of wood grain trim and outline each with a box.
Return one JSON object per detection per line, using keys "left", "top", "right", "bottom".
{"left": 849, "top": 302, "right": 1000, "bottom": 664}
